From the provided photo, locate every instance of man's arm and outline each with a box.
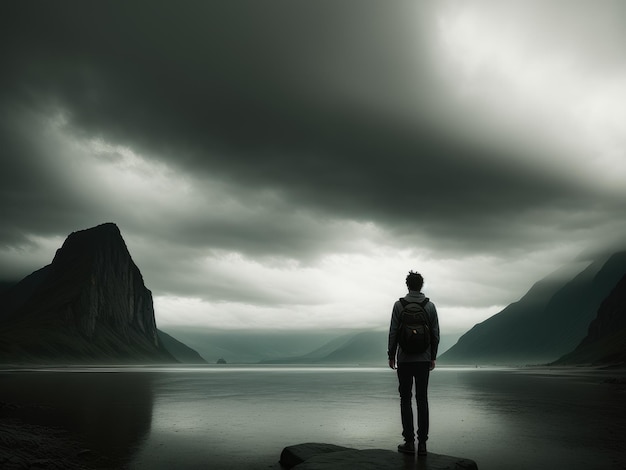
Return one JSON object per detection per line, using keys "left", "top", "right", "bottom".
{"left": 429, "top": 303, "right": 440, "bottom": 370}
{"left": 388, "top": 301, "right": 400, "bottom": 369}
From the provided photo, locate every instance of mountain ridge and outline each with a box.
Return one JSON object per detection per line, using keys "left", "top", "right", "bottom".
{"left": 3, "top": 224, "right": 623, "bottom": 366}
{"left": 439, "top": 251, "right": 626, "bottom": 365}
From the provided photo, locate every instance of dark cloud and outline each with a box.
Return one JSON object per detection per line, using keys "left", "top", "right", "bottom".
{"left": 1, "top": 1, "right": 625, "bottom": 331}
{"left": 0, "top": 109, "right": 95, "bottom": 245}
{"left": 1, "top": 1, "right": 608, "bottom": 254}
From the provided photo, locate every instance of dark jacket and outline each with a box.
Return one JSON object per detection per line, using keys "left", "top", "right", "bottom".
{"left": 388, "top": 290, "right": 440, "bottom": 363}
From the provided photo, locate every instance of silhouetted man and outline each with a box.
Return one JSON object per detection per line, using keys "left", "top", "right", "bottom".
{"left": 388, "top": 271, "right": 440, "bottom": 456}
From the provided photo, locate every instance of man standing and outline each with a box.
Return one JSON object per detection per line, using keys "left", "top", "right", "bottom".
{"left": 388, "top": 271, "right": 440, "bottom": 456}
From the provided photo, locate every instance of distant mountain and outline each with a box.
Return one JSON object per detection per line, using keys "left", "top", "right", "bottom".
{"left": 0, "top": 223, "right": 201, "bottom": 364}
{"left": 259, "top": 331, "right": 387, "bottom": 366}
{"left": 318, "top": 331, "right": 387, "bottom": 365}
{"left": 555, "top": 274, "right": 626, "bottom": 365}
{"left": 256, "top": 329, "right": 461, "bottom": 365}
{"left": 439, "top": 251, "right": 626, "bottom": 365}
{"left": 162, "top": 326, "right": 346, "bottom": 364}
{"left": 161, "top": 324, "right": 459, "bottom": 365}
{"left": 157, "top": 330, "right": 207, "bottom": 364}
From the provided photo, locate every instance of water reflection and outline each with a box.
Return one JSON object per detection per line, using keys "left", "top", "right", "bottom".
{"left": 0, "top": 370, "right": 154, "bottom": 466}
{"left": 430, "top": 368, "right": 624, "bottom": 470}
{"left": 2, "top": 367, "right": 623, "bottom": 470}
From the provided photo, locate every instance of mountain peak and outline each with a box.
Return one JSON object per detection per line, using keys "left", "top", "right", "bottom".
{"left": 0, "top": 223, "right": 175, "bottom": 364}
{"left": 67, "top": 222, "right": 121, "bottom": 240}
{"left": 52, "top": 222, "right": 126, "bottom": 263}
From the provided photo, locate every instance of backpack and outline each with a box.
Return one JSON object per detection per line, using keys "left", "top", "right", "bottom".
{"left": 397, "top": 298, "right": 432, "bottom": 354}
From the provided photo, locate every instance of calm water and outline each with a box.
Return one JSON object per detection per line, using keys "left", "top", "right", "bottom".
{"left": 1, "top": 366, "right": 624, "bottom": 469}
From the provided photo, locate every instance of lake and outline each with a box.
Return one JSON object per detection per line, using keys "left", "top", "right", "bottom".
{"left": 1, "top": 365, "right": 624, "bottom": 469}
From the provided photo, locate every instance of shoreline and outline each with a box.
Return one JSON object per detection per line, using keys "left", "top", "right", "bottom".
{"left": 0, "top": 409, "right": 114, "bottom": 470}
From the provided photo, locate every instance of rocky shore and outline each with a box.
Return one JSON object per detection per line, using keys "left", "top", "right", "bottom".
{"left": 0, "top": 402, "right": 114, "bottom": 470}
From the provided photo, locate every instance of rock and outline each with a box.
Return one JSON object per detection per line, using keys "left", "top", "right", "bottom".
{"left": 0, "top": 223, "right": 177, "bottom": 363}
{"left": 279, "top": 443, "right": 478, "bottom": 470}
{"left": 280, "top": 443, "right": 356, "bottom": 468}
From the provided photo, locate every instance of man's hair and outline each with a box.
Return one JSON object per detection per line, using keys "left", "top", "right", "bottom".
{"left": 406, "top": 271, "right": 424, "bottom": 291}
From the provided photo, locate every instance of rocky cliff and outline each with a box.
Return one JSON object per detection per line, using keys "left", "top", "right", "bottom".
{"left": 0, "top": 223, "right": 177, "bottom": 363}
{"left": 555, "top": 274, "right": 626, "bottom": 365}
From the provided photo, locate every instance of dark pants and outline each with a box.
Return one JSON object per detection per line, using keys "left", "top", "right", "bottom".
{"left": 397, "top": 361, "right": 430, "bottom": 443}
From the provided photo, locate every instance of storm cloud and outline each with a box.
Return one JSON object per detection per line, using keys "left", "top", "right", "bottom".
{"left": 2, "top": 1, "right": 625, "bottom": 334}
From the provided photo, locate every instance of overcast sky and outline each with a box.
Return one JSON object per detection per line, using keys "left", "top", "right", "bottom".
{"left": 1, "top": 1, "right": 625, "bottom": 336}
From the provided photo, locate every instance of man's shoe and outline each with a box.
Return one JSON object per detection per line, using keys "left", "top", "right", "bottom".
{"left": 417, "top": 441, "right": 427, "bottom": 456}
{"left": 397, "top": 441, "right": 415, "bottom": 454}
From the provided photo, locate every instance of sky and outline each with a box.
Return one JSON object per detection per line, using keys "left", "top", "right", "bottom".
{"left": 1, "top": 1, "right": 625, "bottom": 337}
